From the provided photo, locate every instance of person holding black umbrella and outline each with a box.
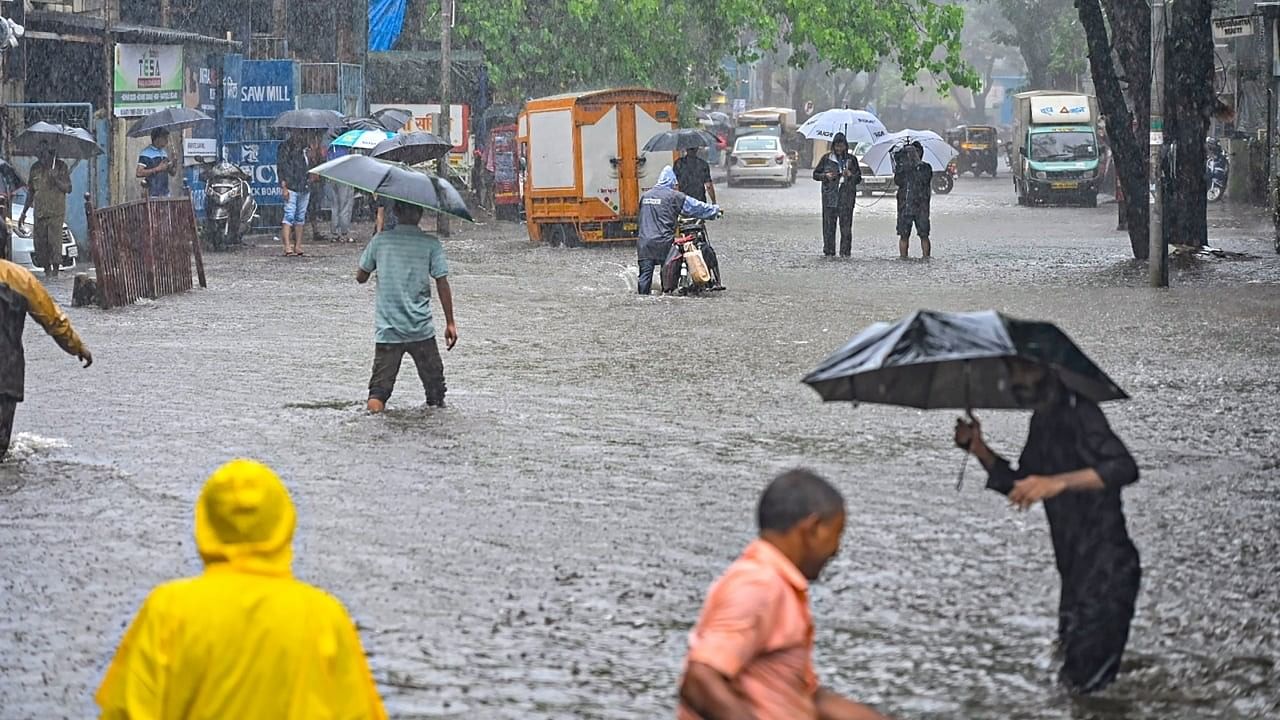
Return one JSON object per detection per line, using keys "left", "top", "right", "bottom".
{"left": 811, "top": 132, "right": 861, "bottom": 258}
{"left": 18, "top": 141, "right": 72, "bottom": 277}
{"left": 955, "top": 359, "right": 1141, "bottom": 695}
{"left": 673, "top": 146, "right": 716, "bottom": 204}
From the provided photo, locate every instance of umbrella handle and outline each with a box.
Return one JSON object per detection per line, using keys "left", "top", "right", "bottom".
{"left": 956, "top": 449, "right": 970, "bottom": 492}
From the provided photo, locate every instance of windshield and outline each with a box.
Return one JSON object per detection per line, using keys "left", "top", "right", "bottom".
{"left": 735, "top": 137, "right": 779, "bottom": 152}
{"left": 966, "top": 128, "right": 996, "bottom": 144}
{"left": 1030, "top": 131, "right": 1097, "bottom": 162}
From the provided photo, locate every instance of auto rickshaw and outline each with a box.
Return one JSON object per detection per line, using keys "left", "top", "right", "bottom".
{"left": 946, "top": 125, "right": 999, "bottom": 177}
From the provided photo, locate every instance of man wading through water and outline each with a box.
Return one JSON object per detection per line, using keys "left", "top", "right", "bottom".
{"left": 357, "top": 200, "right": 457, "bottom": 413}
{"left": 955, "top": 359, "right": 1141, "bottom": 694}
{"left": 636, "top": 166, "right": 721, "bottom": 295}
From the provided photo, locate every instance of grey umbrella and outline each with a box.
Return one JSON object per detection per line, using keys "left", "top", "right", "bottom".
{"left": 371, "top": 107, "right": 413, "bottom": 132}
{"left": 642, "top": 128, "right": 720, "bottom": 153}
{"left": 270, "top": 108, "right": 345, "bottom": 131}
{"left": 370, "top": 131, "right": 453, "bottom": 165}
{"left": 13, "top": 122, "right": 103, "bottom": 159}
{"left": 127, "top": 107, "right": 212, "bottom": 137}
{"left": 310, "top": 154, "right": 473, "bottom": 222}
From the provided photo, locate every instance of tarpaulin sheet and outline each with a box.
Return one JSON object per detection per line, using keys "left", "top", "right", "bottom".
{"left": 369, "top": 0, "right": 408, "bottom": 52}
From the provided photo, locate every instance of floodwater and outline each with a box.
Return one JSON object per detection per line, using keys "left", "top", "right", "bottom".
{"left": 2, "top": 177, "right": 1279, "bottom": 719}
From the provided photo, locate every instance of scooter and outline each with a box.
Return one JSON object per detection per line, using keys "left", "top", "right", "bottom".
{"left": 1205, "top": 151, "right": 1228, "bottom": 203}
{"left": 931, "top": 160, "right": 956, "bottom": 195}
{"left": 201, "top": 161, "right": 257, "bottom": 250}
{"left": 661, "top": 215, "right": 723, "bottom": 295}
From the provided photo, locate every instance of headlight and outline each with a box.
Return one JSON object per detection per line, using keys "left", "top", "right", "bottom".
{"left": 1034, "top": 171, "right": 1048, "bottom": 180}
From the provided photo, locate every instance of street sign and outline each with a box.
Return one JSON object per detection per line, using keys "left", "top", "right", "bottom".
{"left": 114, "top": 44, "right": 184, "bottom": 117}
{"left": 184, "top": 137, "right": 217, "bottom": 158}
{"left": 1212, "top": 15, "right": 1256, "bottom": 40}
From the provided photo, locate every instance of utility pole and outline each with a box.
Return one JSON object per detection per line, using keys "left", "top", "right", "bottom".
{"left": 436, "top": 0, "right": 452, "bottom": 237}
{"left": 1149, "top": 0, "right": 1168, "bottom": 287}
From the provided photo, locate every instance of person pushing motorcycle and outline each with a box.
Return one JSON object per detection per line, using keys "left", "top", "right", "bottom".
{"left": 636, "top": 166, "right": 722, "bottom": 295}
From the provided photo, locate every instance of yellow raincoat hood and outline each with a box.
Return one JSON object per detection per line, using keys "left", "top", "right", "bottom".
{"left": 96, "top": 459, "right": 387, "bottom": 720}
{"left": 195, "top": 458, "right": 295, "bottom": 575}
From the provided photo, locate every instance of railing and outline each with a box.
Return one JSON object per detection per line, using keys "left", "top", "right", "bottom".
{"left": 298, "top": 63, "right": 364, "bottom": 117}
{"left": 250, "top": 36, "right": 290, "bottom": 60}
{"left": 85, "top": 194, "right": 206, "bottom": 309}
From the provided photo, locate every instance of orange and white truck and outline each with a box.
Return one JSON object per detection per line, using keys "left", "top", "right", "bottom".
{"left": 518, "top": 88, "right": 677, "bottom": 245}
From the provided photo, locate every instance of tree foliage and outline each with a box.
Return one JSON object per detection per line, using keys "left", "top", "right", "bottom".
{"left": 992, "top": 0, "right": 1087, "bottom": 89}
{"left": 448, "top": 0, "right": 978, "bottom": 106}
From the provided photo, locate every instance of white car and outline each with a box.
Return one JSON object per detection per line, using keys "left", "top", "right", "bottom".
{"left": 727, "top": 135, "right": 795, "bottom": 187}
{"left": 5, "top": 196, "right": 78, "bottom": 272}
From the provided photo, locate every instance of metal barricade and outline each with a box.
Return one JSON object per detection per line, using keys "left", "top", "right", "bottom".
{"left": 85, "top": 194, "right": 206, "bottom": 309}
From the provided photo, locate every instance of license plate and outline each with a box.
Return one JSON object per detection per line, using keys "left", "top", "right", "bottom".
{"left": 622, "top": 222, "right": 637, "bottom": 232}
{"left": 746, "top": 159, "right": 766, "bottom": 166}
{"left": 66, "top": 245, "right": 79, "bottom": 258}
{"left": 1051, "top": 181, "right": 1079, "bottom": 190}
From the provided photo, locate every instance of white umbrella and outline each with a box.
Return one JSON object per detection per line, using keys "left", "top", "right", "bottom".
{"left": 860, "top": 129, "right": 958, "bottom": 175}
{"left": 798, "top": 109, "right": 887, "bottom": 144}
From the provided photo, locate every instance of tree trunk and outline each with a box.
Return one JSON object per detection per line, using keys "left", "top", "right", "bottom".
{"left": 1076, "top": 0, "right": 1149, "bottom": 259}
{"left": 1162, "top": 0, "right": 1213, "bottom": 248}
{"left": 759, "top": 53, "right": 775, "bottom": 106}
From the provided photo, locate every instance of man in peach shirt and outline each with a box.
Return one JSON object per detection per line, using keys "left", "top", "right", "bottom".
{"left": 678, "top": 469, "right": 892, "bottom": 720}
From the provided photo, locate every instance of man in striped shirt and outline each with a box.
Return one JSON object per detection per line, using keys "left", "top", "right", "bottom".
{"left": 356, "top": 200, "right": 457, "bottom": 413}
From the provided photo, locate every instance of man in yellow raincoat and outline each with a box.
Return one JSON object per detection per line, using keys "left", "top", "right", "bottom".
{"left": 96, "top": 459, "right": 388, "bottom": 720}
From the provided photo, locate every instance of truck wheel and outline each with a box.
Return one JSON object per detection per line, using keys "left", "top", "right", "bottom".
{"left": 562, "top": 225, "right": 582, "bottom": 248}
{"left": 545, "top": 224, "right": 565, "bottom": 247}
{"left": 1084, "top": 193, "right": 1098, "bottom": 209}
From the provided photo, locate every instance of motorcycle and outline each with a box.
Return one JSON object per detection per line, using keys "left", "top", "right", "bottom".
{"left": 1205, "top": 147, "right": 1228, "bottom": 203}
{"left": 931, "top": 160, "right": 956, "bottom": 195}
{"left": 201, "top": 161, "right": 257, "bottom": 250}
{"left": 661, "top": 215, "right": 723, "bottom": 295}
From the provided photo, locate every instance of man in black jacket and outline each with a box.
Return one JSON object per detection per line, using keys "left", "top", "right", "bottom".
{"left": 893, "top": 141, "right": 933, "bottom": 259}
{"left": 811, "top": 132, "right": 862, "bottom": 257}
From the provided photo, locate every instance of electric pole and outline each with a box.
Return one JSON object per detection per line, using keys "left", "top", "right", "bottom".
{"left": 437, "top": 0, "right": 452, "bottom": 237}
{"left": 1149, "top": 0, "right": 1168, "bottom": 287}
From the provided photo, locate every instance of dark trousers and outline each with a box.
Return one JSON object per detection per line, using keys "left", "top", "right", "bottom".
{"left": 0, "top": 397, "right": 16, "bottom": 461}
{"left": 1057, "top": 549, "right": 1142, "bottom": 693}
{"left": 368, "top": 338, "right": 446, "bottom": 406}
{"left": 637, "top": 257, "right": 661, "bottom": 295}
{"left": 822, "top": 204, "right": 854, "bottom": 256}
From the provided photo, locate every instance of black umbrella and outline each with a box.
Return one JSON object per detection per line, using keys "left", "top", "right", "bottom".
{"left": 370, "top": 131, "right": 453, "bottom": 165}
{"left": 13, "top": 122, "right": 103, "bottom": 159}
{"left": 0, "top": 159, "right": 25, "bottom": 195}
{"left": 802, "top": 310, "right": 1128, "bottom": 410}
{"left": 310, "top": 154, "right": 473, "bottom": 222}
{"left": 642, "top": 128, "right": 720, "bottom": 153}
{"left": 270, "top": 108, "right": 345, "bottom": 131}
{"left": 127, "top": 107, "right": 212, "bottom": 137}
{"left": 371, "top": 107, "right": 413, "bottom": 132}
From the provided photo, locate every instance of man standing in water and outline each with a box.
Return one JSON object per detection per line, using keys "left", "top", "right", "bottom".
{"left": 679, "top": 469, "right": 893, "bottom": 720}
{"left": 955, "top": 360, "right": 1141, "bottom": 694}
{"left": 893, "top": 141, "right": 932, "bottom": 259}
{"left": 357, "top": 200, "right": 456, "bottom": 413}
{"left": 0, "top": 258, "right": 92, "bottom": 461}
{"left": 812, "top": 132, "right": 861, "bottom": 258}
{"left": 18, "top": 141, "right": 72, "bottom": 277}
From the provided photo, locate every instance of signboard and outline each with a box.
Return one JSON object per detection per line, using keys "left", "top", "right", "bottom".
{"left": 226, "top": 60, "right": 295, "bottom": 119}
{"left": 224, "top": 141, "right": 283, "bottom": 205}
{"left": 184, "top": 137, "right": 217, "bottom": 158}
{"left": 114, "top": 44, "right": 184, "bottom": 117}
{"left": 372, "top": 103, "right": 469, "bottom": 151}
{"left": 1212, "top": 16, "right": 1256, "bottom": 40}
{"left": 1029, "top": 96, "right": 1092, "bottom": 124}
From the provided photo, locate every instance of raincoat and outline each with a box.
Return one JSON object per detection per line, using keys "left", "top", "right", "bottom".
{"left": 96, "top": 459, "right": 387, "bottom": 720}
{"left": 636, "top": 166, "right": 719, "bottom": 262}
{"left": 0, "top": 258, "right": 87, "bottom": 401}
{"left": 985, "top": 392, "right": 1141, "bottom": 694}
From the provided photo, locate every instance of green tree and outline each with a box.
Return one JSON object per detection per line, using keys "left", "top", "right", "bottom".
{"left": 993, "top": 0, "right": 1087, "bottom": 89}
{"left": 447, "top": 0, "right": 979, "bottom": 110}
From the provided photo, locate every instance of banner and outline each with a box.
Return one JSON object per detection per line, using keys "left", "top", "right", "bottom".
{"left": 372, "top": 103, "right": 469, "bottom": 151}
{"left": 234, "top": 61, "right": 296, "bottom": 119}
{"left": 224, "top": 141, "right": 283, "bottom": 205}
{"left": 114, "top": 44, "right": 184, "bottom": 117}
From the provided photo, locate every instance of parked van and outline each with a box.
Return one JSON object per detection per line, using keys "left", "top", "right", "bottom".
{"left": 518, "top": 88, "right": 677, "bottom": 245}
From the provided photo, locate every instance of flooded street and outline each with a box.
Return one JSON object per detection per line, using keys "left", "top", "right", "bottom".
{"left": 3, "top": 177, "right": 1279, "bottom": 719}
